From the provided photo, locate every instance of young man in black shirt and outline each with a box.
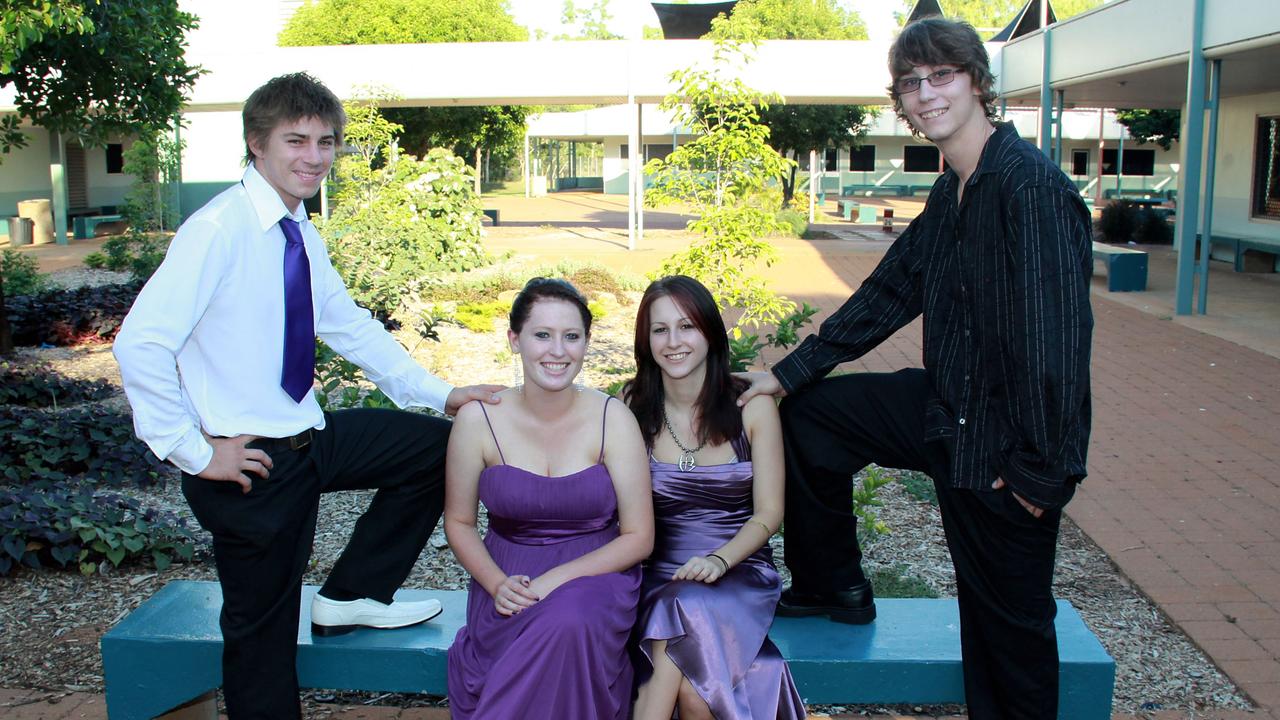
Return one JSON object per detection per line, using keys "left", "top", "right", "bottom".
{"left": 739, "top": 17, "right": 1093, "bottom": 719}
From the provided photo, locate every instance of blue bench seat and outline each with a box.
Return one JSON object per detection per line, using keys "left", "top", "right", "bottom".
{"left": 1203, "top": 233, "right": 1280, "bottom": 273}
{"left": 102, "top": 581, "right": 1114, "bottom": 719}
{"left": 1092, "top": 241, "right": 1148, "bottom": 291}
{"left": 72, "top": 213, "right": 125, "bottom": 239}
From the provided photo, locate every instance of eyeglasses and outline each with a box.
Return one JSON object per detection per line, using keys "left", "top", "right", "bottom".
{"left": 893, "top": 68, "right": 959, "bottom": 95}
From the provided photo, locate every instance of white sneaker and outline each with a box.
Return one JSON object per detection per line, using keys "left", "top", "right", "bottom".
{"left": 310, "top": 595, "right": 443, "bottom": 636}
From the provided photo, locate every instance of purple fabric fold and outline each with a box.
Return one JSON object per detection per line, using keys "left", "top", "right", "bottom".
{"left": 635, "top": 457, "right": 806, "bottom": 719}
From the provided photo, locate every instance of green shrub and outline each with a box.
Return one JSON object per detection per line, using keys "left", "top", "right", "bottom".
{"left": 99, "top": 232, "right": 170, "bottom": 281}
{"left": 775, "top": 208, "right": 808, "bottom": 237}
{"left": 454, "top": 301, "right": 511, "bottom": 333}
{"left": 897, "top": 470, "right": 938, "bottom": 505}
{"left": 0, "top": 404, "right": 164, "bottom": 487}
{"left": 1097, "top": 200, "right": 1138, "bottom": 244}
{"left": 0, "top": 362, "right": 116, "bottom": 409}
{"left": 0, "top": 482, "right": 198, "bottom": 576}
{"left": 4, "top": 281, "right": 142, "bottom": 347}
{"left": 852, "top": 465, "right": 894, "bottom": 540}
{"left": 83, "top": 251, "right": 108, "bottom": 269}
{"left": 1134, "top": 208, "right": 1174, "bottom": 245}
{"left": 1, "top": 248, "right": 48, "bottom": 297}
{"left": 313, "top": 340, "right": 395, "bottom": 411}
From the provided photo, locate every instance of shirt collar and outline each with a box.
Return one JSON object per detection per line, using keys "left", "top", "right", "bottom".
{"left": 241, "top": 162, "right": 306, "bottom": 233}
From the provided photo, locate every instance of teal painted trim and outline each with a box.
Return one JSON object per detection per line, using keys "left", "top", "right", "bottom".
{"left": 1174, "top": 0, "right": 1207, "bottom": 316}
{"left": 178, "top": 182, "right": 232, "bottom": 222}
{"left": 103, "top": 580, "right": 1115, "bottom": 720}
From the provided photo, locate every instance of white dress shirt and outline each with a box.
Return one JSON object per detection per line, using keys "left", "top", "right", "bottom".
{"left": 114, "top": 163, "right": 453, "bottom": 475}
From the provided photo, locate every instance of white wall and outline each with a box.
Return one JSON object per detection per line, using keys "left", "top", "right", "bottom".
{"left": 1211, "top": 90, "right": 1280, "bottom": 238}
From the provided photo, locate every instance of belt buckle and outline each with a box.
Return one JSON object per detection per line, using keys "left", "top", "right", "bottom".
{"left": 289, "top": 430, "right": 311, "bottom": 451}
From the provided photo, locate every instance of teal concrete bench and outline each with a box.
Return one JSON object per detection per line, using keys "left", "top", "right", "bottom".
{"left": 481, "top": 208, "right": 499, "bottom": 226}
{"left": 837, "top": 198, "right": 879, "bottom": 224}
{"left": 72, "top": 213, "right": 125, "bottom": 239}
{"left": 843, "top": 183, "right": 910, "bottom": 197}
{"left": 102, "top": 580, "right": 1113, "bottom": 719}
{"left": 1092, "top": 241, "right": 1148, "bottom": 291}
{"left": 1204, "top": 233, "right": 1280, "bottom": 272}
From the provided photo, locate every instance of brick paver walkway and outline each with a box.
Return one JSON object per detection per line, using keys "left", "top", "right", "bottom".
{"left": 5, "top": 200, "right": 1279, "bottom": 718}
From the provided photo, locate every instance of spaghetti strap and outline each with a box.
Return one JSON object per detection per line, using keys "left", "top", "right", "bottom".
{"left": 597, "top": 396, "right": 612, "bottom": 464}
{"left": 479, "top": 404, "right": 507, "bottom": 466}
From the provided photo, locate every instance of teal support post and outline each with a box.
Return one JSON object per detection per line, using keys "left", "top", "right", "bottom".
{"left": 1039, "top": 27, "right": 1053, "bottom": 158}
{"left": 1174, "top": 0, "right": 1207, "bottom": 316}
{"left": 1195, "top": 58, "right": 1221, "bottom": 315}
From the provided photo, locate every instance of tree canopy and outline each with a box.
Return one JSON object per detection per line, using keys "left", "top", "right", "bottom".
{"left": 715, "top": 0, "right": 875, "bottom": 206}
{"left": 0, "top": 0, "right": 200, "bottom": 154}
{"left": 555, "top": 0, "right": 623, "bottom": 40}
{"left": 278, "top": 0, "right": 529, "bottom": 183}
{"left": 279, "top": 0, "right": 527, "bottom": 44}
{"left": 1115, "top": 109, "right": 1181, "bottom": 151}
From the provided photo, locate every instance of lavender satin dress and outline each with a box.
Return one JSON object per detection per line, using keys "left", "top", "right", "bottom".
{"left": 447, "top": 400, "right": 641, "bottom": 719}
{"left": 635, "top": 432, "right": 807, "bottom": 719}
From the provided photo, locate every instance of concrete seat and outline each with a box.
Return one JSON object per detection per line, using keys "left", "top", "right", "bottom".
{"left": 102, "top": 580, "right": 1114, "bottom": 719}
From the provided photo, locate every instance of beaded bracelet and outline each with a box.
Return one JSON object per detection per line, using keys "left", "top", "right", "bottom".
{"left": 707, "top": 553, "right": 729, "bottom": 573}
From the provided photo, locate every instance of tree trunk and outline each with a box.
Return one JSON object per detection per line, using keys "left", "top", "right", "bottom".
{"left": 781, "top": 152, "right": 799, "bottom": 208}
{"left": 474, "top": 146, "right": 483, "bottom": 196}
{"left": 0, "top": 276, "right": 13, "bottom": 356}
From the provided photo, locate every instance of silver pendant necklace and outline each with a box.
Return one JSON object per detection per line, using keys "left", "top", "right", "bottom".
{"left": 662, "top": 406, "right": 707, "bottom": 471}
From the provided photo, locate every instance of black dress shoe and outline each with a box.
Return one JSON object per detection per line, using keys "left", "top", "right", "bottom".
{"left": 776, "top": 582, "right": 876, "bottom": 625}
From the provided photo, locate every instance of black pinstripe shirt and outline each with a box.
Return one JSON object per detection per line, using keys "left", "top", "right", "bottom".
{"left": 773, "top": 122, "right": 1093, "bottom": 510}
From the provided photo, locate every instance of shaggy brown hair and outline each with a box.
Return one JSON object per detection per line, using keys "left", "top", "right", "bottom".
{"left": 887, "top": 17, "right": 1000, "bottom": 138}
{"left": 242, "top": 73, "right": 346, "bottom": 165}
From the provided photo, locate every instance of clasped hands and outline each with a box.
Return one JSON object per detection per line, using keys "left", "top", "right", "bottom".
{"left": 491, "top": 574, "right": 557, "bottom": 617}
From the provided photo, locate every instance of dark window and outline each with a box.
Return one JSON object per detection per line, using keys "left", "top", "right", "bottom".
{"left": 824, "top": 148, "right": 838, "bottom": 171}
{"left": 620, "top": 144, "right": 628, "bottom": 159}
{"left": 903, "top": 145, "right": 942, "bottom": 173}
{"left": 849, "top": 145, "right": 875, "bottom": 171}
{"left": 1101, "top": 148, "right": 1155, "bottom": 176}
{"left": 645, "top": 144, "right": 673, "bottom": 162}
{"left": 106, "top": 143, "right": 124, "bottom": 174}
{"left": 1253, "top": 116, "right": 1280, "bottom": 220}
{"left": 1071, "top": 149, "right": 1088, "bottom": 176}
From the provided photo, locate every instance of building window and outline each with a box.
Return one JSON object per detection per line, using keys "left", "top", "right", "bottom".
{"left": 1253, "top": 116, "right": 1280, "bottom": 221}
{"left": 106, "top": 143, "right": 124, "bottom": 174}
{"left": 645, "top": 144, "right": 673, "bottom": 162}
{"left": 903, "top": 145, "right": 942, "bottom": 173}
{"left": 1101, "top": 148, "right": 1155, "bottom": 176}
{"left": 824, "top": 148, "right": 838, "bottom": 171}
{"left": 620, "top": 144, "right": 628, "bottom": 159}
{"left": 1071, "top": 149, "right": 1088, "bottom": 177}
{"left": 849, "top": 145, "right": 875, "bottom": 171}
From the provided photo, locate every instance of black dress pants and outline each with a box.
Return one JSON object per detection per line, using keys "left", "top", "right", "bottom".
{"left": 181, "top": 408, "right": 451, "bottom": 720}
{"left": 779, "top": 369, "right": 1062, "bottom": 719}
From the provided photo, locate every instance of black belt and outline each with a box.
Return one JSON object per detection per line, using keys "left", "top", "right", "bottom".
{"left": 253, "top": 428, "right": 315, "bottom": 453}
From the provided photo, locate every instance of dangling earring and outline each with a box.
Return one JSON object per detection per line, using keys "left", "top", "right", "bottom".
{"left": 511, "top": 351, "right": 523, "bottom": 388}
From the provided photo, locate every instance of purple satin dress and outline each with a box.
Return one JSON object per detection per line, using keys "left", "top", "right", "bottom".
{"left": 635, "top": 432, "right": 806, "bottom": 719}
{"left": 447, "top": 400, "right": 641, "bottom": 720}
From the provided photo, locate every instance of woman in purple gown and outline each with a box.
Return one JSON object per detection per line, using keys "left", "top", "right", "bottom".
{"left": 444, "top": 278, "right": 654, "bottom": 719}
{"left": 624, "top": 275, "right": 806, "bottom": 720}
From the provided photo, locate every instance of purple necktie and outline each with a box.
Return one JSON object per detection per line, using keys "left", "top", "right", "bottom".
{"left": 279, "top": 217, "right": 315, "bottom": 403}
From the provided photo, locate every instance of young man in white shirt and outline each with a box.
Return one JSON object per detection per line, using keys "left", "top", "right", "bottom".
{"left": 113, "top": 73, "right": 501, "bottom": 719}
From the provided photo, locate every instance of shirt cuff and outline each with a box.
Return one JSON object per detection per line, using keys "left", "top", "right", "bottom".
{"left": 771, "top": 354, "right": 811, "bottom": 396}
{"left": 166, "top": 431, "right": 215, "bottom": 476}
{"left": 1001, "top": 452, "right": 1077, "bottom": 510}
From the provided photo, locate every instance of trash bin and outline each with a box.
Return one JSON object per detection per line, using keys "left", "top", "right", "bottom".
{"left": 6, "top": 216, "right": 34, "bottom": 246}
{"left": 17, "top": 198, "right": 55, "bottom": 245}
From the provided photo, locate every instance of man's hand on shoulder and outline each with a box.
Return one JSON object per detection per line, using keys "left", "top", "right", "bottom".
{"left": 198, "top": 434, "right": 272, "bottom": 494}
{"left": 734, "top": 371, "right": 785, "bottom": 407}
{"left": 446, "top": 384, "right": 505, "bottom": 416}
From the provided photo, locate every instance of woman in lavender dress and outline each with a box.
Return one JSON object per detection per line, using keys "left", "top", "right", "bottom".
{"left": 444, "top": 278, "right": 653, "bottom": 719}
{"left": 624, "top": 276, "right": 806, "bottom": 720}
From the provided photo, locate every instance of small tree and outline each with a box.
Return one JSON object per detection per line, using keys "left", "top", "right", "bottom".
{"left": 645, "top": 17, "right": 795, "bottom": 334}
{"left": 122, "top": 129, "right": 184, "bottom": 234}
{"left": 1115, "top": 109, "right": 1181, "bottom": 151}
{"left": 320, "top": 96, "right": 490, "bottom": 319}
